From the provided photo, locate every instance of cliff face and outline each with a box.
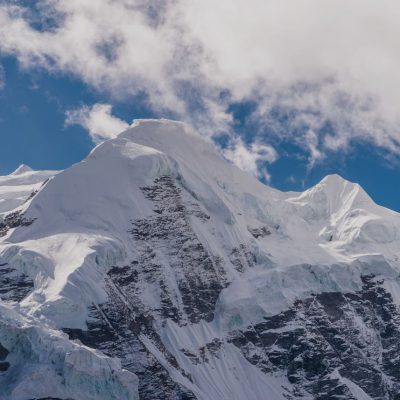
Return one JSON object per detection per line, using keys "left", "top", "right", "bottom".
{"left": 1, "top": 120, "right": 400, "bottom": 399}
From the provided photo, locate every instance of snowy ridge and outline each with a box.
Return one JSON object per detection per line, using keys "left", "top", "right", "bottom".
{"left": 0, "top": 165, "right": 56, "bottom": 214}
{"left": 0, "top": 119, "right": 400, "bottom": 399}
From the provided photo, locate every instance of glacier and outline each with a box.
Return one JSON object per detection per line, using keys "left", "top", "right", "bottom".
{"left": 0, "top": 119, "right": 400, "bottom": 399}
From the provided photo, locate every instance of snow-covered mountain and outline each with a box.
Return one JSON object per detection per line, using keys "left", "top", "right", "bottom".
{"left": 1, "top": 119, "right": 400, "bottom": 400}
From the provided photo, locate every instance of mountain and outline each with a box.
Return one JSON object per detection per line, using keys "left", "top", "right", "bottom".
{"left": 1, "top": 119, "right": 400, "bottom": 400}
{"left": 0, "top": 165, "right": 56, "bottom": 214}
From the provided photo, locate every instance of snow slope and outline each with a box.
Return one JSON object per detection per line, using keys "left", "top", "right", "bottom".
{"left": 0, "top": 165, "right": 56, "bottom": 214}
{"left": 1, "top": 119, "right": 400, "bottom": 399}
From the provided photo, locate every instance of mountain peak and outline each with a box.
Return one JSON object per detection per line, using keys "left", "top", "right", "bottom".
{"left": 120, "top": 119, "right": 209, "bottom": 153}
{"left": 319, "top": 173, "right": 348, "bottom": 185}
{"left": 318, "top": 173, "right": 361, "bottom": 189}
{"left": 11, "top": 164, "right": 33, "bottom": 175}
{"left": 115, "top": 118, "right": 235, "bottom": 183}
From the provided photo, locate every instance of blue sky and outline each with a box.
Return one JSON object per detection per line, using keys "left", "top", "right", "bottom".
{"left": 0, "top": 1, "right": 399, "bottom": 212}
{"left": 0, "top": 56, "right": 155, "bottom": 171}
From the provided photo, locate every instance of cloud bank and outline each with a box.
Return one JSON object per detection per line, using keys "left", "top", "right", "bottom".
{"left": 1, "top": 0, "right": 400, "bottom": 173}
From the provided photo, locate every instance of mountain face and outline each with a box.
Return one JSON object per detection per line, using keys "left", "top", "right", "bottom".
{"left": 1, "top": 119, "right": 400, "bottom": 400}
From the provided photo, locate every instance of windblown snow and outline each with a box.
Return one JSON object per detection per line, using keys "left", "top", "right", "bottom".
{"left": 0, "top": 119, "right": 399, "bottom": 400}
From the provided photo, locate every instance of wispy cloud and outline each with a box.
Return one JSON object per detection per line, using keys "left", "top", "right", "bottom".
{"left": 1, "top": 0, "right": 400, "bottom": 170}
{"left": 223, "top": 138, "right": 278, "bottom": 182}
{"left": 65, "top": 103, "right": 129, "bottom": 142}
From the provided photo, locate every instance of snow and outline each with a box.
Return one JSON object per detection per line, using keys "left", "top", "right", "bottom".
{"left": 0, "top": 303, "right": 139, "bottom": 400}
{"left": 0, "top": 166, "right": 57, "bottom": 214}
{"left": 1, "top": 119, "right": 400, "bottom": 399}
{"left": 1, "top": 119, "right": 399, "bottom": 323}
{"left": 10, "top": 165, "right": 33, "bottom": 176}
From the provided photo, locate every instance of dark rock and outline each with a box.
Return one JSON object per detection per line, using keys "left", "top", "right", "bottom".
{"left": 0, "top": 361, "right": 10, "bottom": 372}
{"left": 0, "top": 210, "right": 35, "bottom": 237}
{"left": 227, "top": 275, "right": 400, "bottom": 398}
{"left": 0, "top": 262, "right": 34, "bottom": 301}
{"left": 247, "top": 226, "right": 271, "bottom": 239}
{"left": 230, "top": 244, "right": 256, "bottom": 272}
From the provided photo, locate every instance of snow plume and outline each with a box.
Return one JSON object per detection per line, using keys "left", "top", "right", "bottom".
{"left": 1, "top": 0, "right": 400, "bottom": 166}
{"left": 65, "top": 104, "right": 129, "bottom": 142}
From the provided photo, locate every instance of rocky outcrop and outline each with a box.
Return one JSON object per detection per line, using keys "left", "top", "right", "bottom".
{"left": 0, "top": 263, "right": 34, "bottom": 302}
{"left": 0, "top": 210, "right": 35, "bottom": 237}
{"left": 0, "top": 342, "right": 9, "bottom": 372}
{"left": 247, "top": 226, "right": 271, "bottom": 239}
{"left": 129, "top": 175, "right": 227, "bottom": 325}
{"left": 228, "top": 274, "right": 400, "bottom": 399}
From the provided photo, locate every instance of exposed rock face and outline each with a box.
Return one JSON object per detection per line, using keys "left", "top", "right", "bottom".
{"left": 227, "top": 274, "right": 400, "bottom": 399}
{"left": 0, "top": 263, "right": 34, "bottom": 302}
{"left": 0, "top": 210, "right": 35, "bottom": 237}
{"left": 129, "top": 176, "right": 227, "bottom": 325}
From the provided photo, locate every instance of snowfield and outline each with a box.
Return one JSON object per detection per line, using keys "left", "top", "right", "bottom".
{"left": 1, "top": 119, "right": 400, "bottom": 399}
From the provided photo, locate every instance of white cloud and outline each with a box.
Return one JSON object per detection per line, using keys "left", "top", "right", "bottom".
{"left": 223, "top": 138, "right": 278, "bottom": 181}
{"left": 1, "top": 0, "right": 400, "bottom": 167}
{"left": 65, "top": 103, "right": 129, "bottom": 142}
